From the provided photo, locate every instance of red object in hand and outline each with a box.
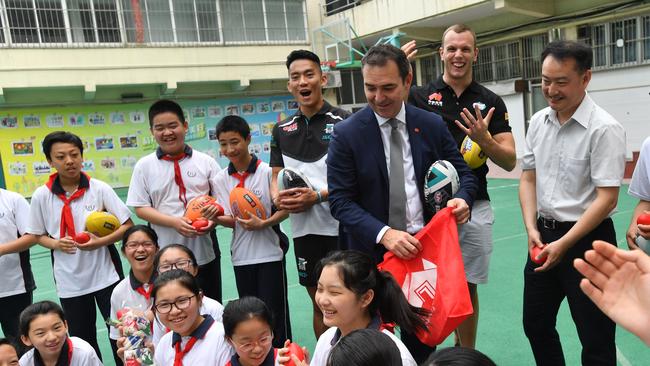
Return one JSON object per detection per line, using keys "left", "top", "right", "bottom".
{"left": 116, "top": 308, "right": 128, "bottom": 320}
{"left": 529, "top": 245, "right": 547, "bottom": 265}
{"left": 637, "top": 213, "right": 650, "bottom": 225}
{"left": 284, "top": 343, "right": 306, "bottom": 366}
{"left": 191, "top": 219, "right": 209, "bottom": 230}
{"left": 211, "top": 202, "right": 225, "bottom": 217}
{"left": 74, "top": 232, "right": 90, "bottom": 244}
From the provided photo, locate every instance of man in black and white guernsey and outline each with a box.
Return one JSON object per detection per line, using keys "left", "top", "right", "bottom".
{"left": 270, "top": 50, "right": 351, "bottom": 339}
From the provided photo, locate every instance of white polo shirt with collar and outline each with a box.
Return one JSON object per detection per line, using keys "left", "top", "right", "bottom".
{"left": 0, "top": 189, "right": 33, "bottom": 297}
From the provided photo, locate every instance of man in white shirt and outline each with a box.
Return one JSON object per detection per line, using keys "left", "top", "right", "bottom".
{"left": 519, "top": 40, "right": 626, "bottom": 366}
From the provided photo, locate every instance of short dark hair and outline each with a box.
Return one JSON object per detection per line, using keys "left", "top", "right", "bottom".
{"left": 153, "top": 244, "right": 198, "bottom": 274}
{"left": 361, "top": 44, "right": 410, "bottom": 82}
{"left": 19, "top": 301, "right": 66, "bottom": 338}
{"left": 121, "top": 225, "right": 159, "bottom": 253}
{"left": 423, "top": 346, "right": 497, "bottom": 366}
{"left": 286, "top": 49, "right": 322, "bottom": 71}
{"left": 541, "top": 40, "right": 592, "bottom": 74}
{"left": 326, "top": 328, "right": 401, "bottom": 366}
{"left": 222, "top": 296, "right": 274, "bottom": 338}
{"left": 216, "top": 115, "right": 250, "bottom": 140}
{"left": 42, "top": 131, "right": 83, "bottom": 161}
{"left": 148, "top": 99, "right": 186, "bottom": 128}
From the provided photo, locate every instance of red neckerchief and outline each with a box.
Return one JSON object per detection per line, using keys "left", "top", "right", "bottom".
{"left": 161, "top": 153, "right": 189, "bottom": 208}
{"left": 172, "top": 315, "right": 215, "bottom": 366}
{"left": 135, "top": 283, "right": 153, "bottom": 300}
{"left": 46, "top": 172, "right": 90, "bottom": 238}
{"left": 229, "top": 156, "right": 261, "bottom": 188}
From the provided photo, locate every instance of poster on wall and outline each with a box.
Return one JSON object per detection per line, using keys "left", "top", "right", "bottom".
{"left": 0, "top": 95, "right": 295, "bottom": 197}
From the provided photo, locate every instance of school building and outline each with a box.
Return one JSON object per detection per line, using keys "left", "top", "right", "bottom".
{"left": 1, "top": 0, "right": 649, "bottom": 193}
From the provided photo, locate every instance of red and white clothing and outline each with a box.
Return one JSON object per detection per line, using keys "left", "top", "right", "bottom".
{"left": 226, "top": 348, "right": 281, "bottom": 366}
{"left": 154, "top": 315, "right": 233, "bottom": 366}
{"left": 109, "top": 271, "right": 154, "bottom": 340}
{"left": 212, "top": 155, "right": 284, "bottom": 266}
{"left": 152, "top": 296, "right": 224, "bottom": 346}
{"left": 0, "top": 188, "right": 34, "bottom": 297}
{"left": 27, "top": 174, "right": 131, "bottom": 298}
{"left": 126, "top": 146, "right": 221, "bottom": 265}
{"left": 19, "top": 336, "right": 103, "bottom": 366}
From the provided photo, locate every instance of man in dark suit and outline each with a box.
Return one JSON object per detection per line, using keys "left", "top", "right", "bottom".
{"left": 327, "top": 44, "right": 478, "bottom": 362}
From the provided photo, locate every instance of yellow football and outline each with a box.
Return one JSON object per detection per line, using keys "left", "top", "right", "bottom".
{"left": 460, "top": 135, "right": 487, "bottom": 169}
{"left": 85, "top": 211, "right": 120, "bottom": 237}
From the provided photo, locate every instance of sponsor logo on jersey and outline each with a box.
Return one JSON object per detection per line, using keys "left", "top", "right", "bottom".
{"left": 322, "top": 123, "right": 334, "bottom": 141}
{"left": 282, "top": 123, "right": 298, "bottom": 132}
{"left": 473, "top": 102, "right": 486, "bottom": 111}
{"left": 428, "top": 92, "right": 443, "bottom": 107}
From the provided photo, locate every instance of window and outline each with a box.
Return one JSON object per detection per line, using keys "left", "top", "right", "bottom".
{"left": 493, "top": 41, "right": 520, "bottom": 80}
{"left": 325, "top": 0, "right": 359, "bottom": 16}
{"left": 522, "top": 33, "right": 547, "bottom": 79}
{"left": 473, "top": 45, "right": 493, "bottom": 83}
{"left": 418, "top": 53, "right": 442, "bottom": 85}
{"left": 1, "top": 0, "right": 306, "bottom": 46}
{"left": 578, "top": 15, "right": 650, "bottom": 69}
{"left": 337, "top": 68, "right": 365, "bottom": 106}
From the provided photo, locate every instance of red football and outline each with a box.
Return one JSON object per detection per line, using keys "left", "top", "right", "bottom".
{"left": 74, "top": 232, "right": 90, "bottom": 244}
{"left": 637, "top": 213, "right": 650, "bottom": 225}
{"left": 229, "top": 187, "right": 267, "bottom": 220}
{"left": 284, "top": 342, "right": 306, "bottom": 366}
{"left": 529, "top": 245, "right": 547, "bottom": 265}
{"left": 191, "top": 219, "right": 209, "bottom": 230}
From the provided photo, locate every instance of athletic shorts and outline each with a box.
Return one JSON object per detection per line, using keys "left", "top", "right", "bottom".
{"left": 293, "top": 234, "right": 338, "bottom": 287}
{"left": 458, "top": 200, "right": 494, "bottom": 284}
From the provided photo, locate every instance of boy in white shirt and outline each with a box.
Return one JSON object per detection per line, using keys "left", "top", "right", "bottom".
{"left": 210, "top": 115, "right": 292, "bottom": 347}
{"left": 27, "top": 131, "right": 134, "bottom": 360}
{"left": 127, "top": 99, "right": 223, "bottom": 301}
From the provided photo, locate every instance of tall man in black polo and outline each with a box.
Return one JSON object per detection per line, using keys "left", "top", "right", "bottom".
{"left": 404, "top": 24, "right": 516, "bottom": 348}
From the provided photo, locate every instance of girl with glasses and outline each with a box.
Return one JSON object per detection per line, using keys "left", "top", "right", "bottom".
{"left": 150, "top": 244, "right": 224, "bottom": 346}
{"left": 109, "top": 225, "right": 159, "bottom": 365}
{"left": 152, "top": 269, "right": 233, "bottom": 365}
{"left": 223, "top": 297, "right": 283, "bottom": 366}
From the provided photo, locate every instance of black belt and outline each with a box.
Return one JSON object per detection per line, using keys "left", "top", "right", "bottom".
{"left": 537, "top": 216, "right": 576, "bottom": 231}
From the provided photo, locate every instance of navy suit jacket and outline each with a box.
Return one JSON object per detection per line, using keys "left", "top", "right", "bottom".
{"left": 327, "top": 104, "right": 478, "bottom": 262}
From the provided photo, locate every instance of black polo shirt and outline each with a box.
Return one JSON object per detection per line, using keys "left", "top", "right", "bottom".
{"left": 409, "top": 75, "right": 512, "bottom": 201}
{"left": 270, "top": 101, "right": 351, "bottom": 166}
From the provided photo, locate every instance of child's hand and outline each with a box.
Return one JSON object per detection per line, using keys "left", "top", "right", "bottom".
{"left": 195, "top": 219, "right": 217, "bottom": 236}
{"left": 237, "top": 215, "right": 266, "bottom": 231}
{"left": 76, "top": 232, "right": 103, "bottom": 251}
{"left": 57, "top": 237, "right": 77, "bottom": 254}
{"left": 277, "top": 339, "right": 309, "bottom": 366}
{"left": 172, "top": 217, "right": 197, "bottom": 238}
{"left": 200, "top": 204, "right": 222, "bottom": 220}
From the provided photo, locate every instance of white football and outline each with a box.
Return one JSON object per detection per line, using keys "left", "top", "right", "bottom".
{"left": 277, "top": 167, "right": 313, "bottom": 191}
{"left": 423, "top": 160, "right": 460, "bottom": 214}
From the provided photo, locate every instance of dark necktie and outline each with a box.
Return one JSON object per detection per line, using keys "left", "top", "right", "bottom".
{"left": 388, "top": 118, "right": 407, "bottom": 231}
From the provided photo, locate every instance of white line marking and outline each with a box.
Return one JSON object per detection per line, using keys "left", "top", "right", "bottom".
{"left": 616, "top": 345, "right": 633, "bottom": 366}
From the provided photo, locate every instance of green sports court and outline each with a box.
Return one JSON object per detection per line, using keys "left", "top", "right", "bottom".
{"left": 9, "top": 178, "right": 650, "bottom": 366}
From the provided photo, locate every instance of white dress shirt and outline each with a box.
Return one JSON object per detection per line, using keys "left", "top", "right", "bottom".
{"left": 374, "top": 102, "right": 424, "bottom": 243}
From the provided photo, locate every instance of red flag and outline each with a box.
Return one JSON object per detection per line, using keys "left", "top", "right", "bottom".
{"left": 379, "top": 207, "right": 473, "bottom": 346}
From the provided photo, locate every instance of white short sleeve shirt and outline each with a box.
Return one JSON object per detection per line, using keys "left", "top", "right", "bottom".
{"left": 19, "top": 336, "right": 103, "bottom": 366}
{"left": 0, "top": 189, "right": 33, "bottom": 297}
{"left": 27, "top": 177, "right": 131, "bottom": 298}
{"left": 152, "top": 295, "right": 224, "bottom": 346}
{"left": 212, "top": 158, "right": 284, "bottom": 266}
{"left": 109, "top": 272, "right": 153, "bottom": 340}
{"left": 521, "top": 93, "right": 626, "bottom": 222}
{"left": 127, "top": 149, "right": 221, "bottom": 265}
{"left": 629, "top": 136, "right": 650, "bottom": 201}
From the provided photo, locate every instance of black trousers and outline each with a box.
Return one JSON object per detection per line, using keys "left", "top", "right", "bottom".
{"left": 523, "top": 218, "right": 616, "bottom": 366}
{"left": 234, "top": 260, "right": 292, "bottom": 348}
{"left": 59, "top": 281, "right": 118, "bottom": 361}
{"left": 0, "top": 291, "right": 32, "bottom": 341}
{"left": 197, "top": 257, "right": 222, "bottom": 303}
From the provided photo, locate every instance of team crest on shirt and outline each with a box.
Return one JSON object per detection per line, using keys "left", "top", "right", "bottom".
{"left": 322, "top": 123, "right": 334, "bottom": 141}
{"left": 84, "top": 204, "right": 96, "bottom": 211}
{"left": 428, "top": 92, "right": 443, "bottom": 107}
{"left": 187, "top": 171, "right": 197, "bottom": 178}
{"left": 473, "top": 102, "right": 486, "bottom": 111}
{"left": 282, "top": 123, "right": 298, "bottom": 132}
{"left": 0, "top": 212, "right": 4, "bottom": 219}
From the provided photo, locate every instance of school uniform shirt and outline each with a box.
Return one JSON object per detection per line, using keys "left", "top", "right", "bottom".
{"left": 154, "top": 315, "right": 233, "bottom": 366}
{"left": 126, "top": 146, "right": 221, "bottom": 265}
{"left": 152, "top": 295, "right": 224, "bottom": 346}
{"left": 213, "top": 156, "right": 284, "bottom": 266}
{"left": 109, "top": 271, "right": 154, "bottom": 340}
{"left": 310, "top": 320, "right": 417, "bottom": 366}
{"left": 270, "top": 101, "right": 351, "bottom": 238}
{"left": 629, "top": 136, "right": 650, "bottom": 201}
{"left": 27, "top": 174, "right": 130, "bottom": 298}
{"left": 0, "top": 188, "right": 35, "bottom": 297}
{"left": 226, "top": 348, "right": 280, "bottom": 366}
{"left": 19, "top": 336, "right": 103, "bottom": 366}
